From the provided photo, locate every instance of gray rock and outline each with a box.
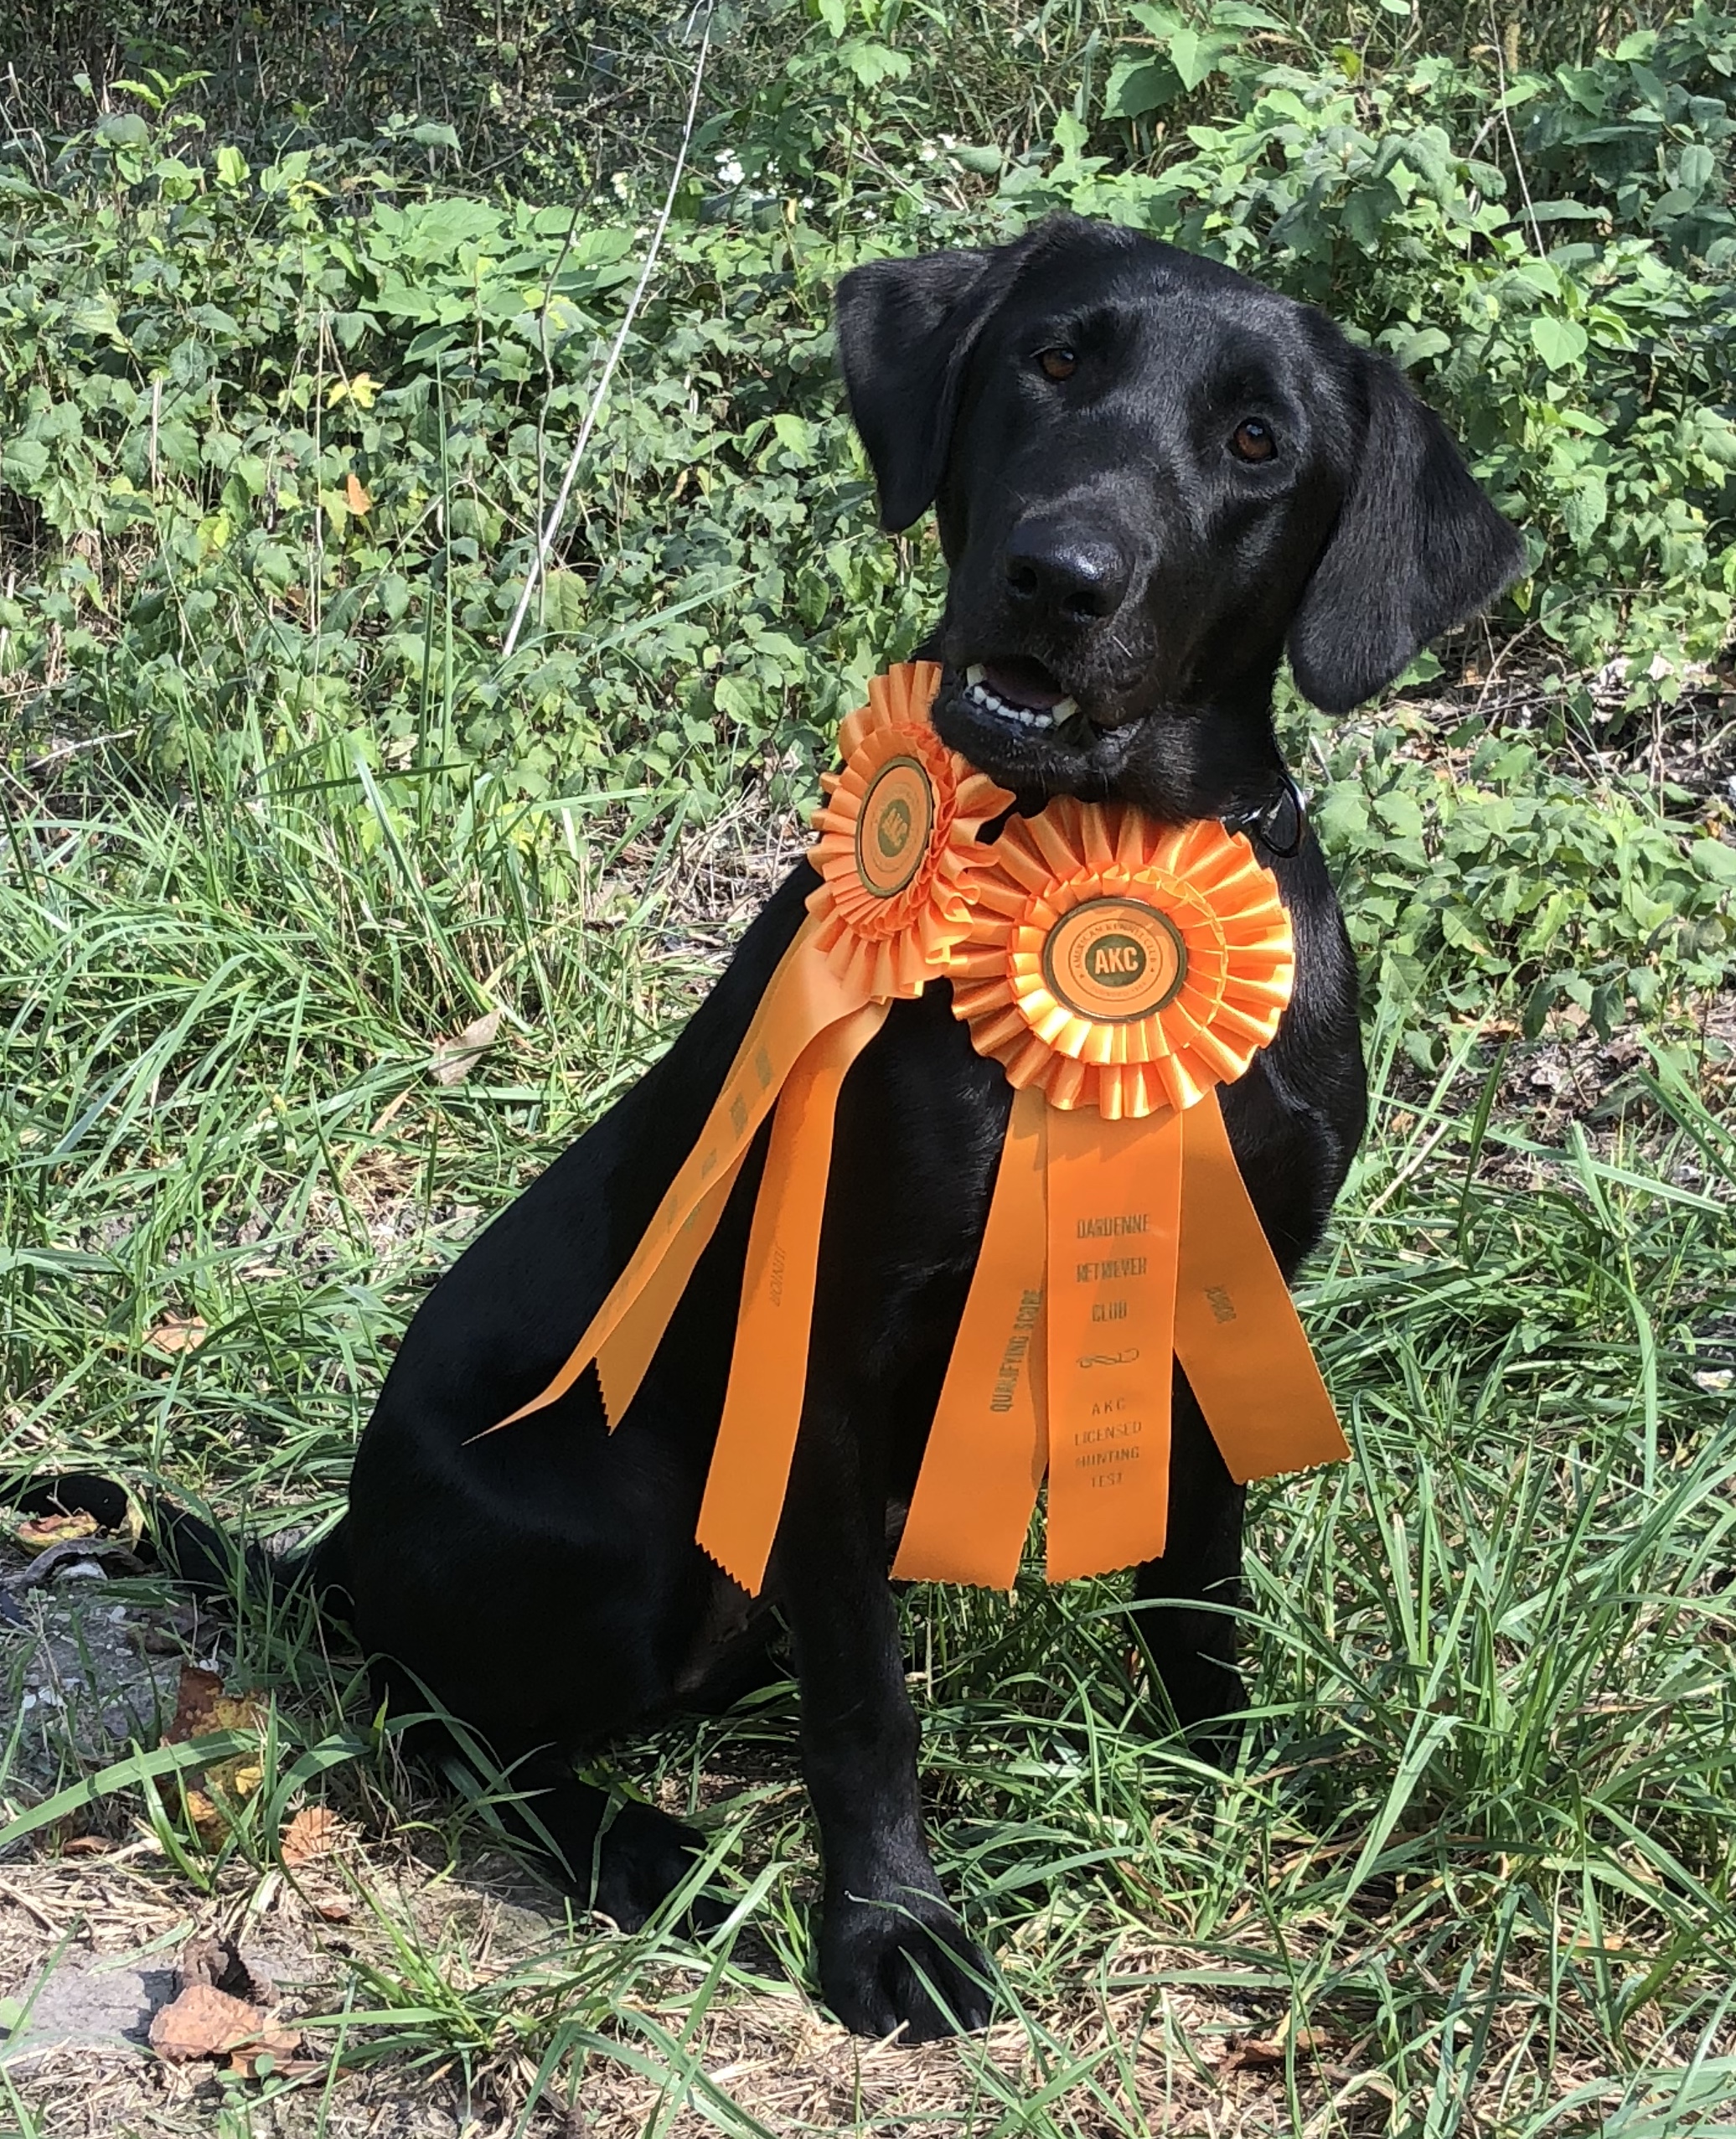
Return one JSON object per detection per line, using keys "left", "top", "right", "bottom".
{"left": 0, "top": 1951, "right": 176, "bottom": 2065}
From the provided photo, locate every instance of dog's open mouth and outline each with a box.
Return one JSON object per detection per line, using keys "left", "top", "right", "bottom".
{"left": 962, "top": 659, "right": 1078, "bottom": 734}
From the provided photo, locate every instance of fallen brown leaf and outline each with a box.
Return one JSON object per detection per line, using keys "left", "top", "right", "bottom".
{"left": 431, "top": 1009, "right": 501, "bottom": 1086}
{"left": 14, "top": 1511, "right": 99, "bottom": 1553}
{"left": 1219, "top": 2026, "right": 1333, "bottom": 2075}
{"left": 180, "top": 1932, "right": 275, "bottom": 2006}
{"left": 163, "top": 1666, "right": 269, "bottom": 1842}
{"left": 166, "top": 1666, "right": 265, "bottom": 1743}
{"left": 144, "top": 1314, "right": 208, "bottom": 1357}
{"left": 148, "top": 1983, "right": 301, "bottom": 2065}
{"left": 13, "top": 1537, "right": 146, "bottom": 1590}
{"left": 282, "top": 1805, "right": 339, "bottom": 1868}
{"left": 59, "top": 1834, "right": 111, "bottom": 1857}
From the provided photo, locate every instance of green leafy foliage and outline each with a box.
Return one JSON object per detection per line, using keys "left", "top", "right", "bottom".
{"left": 5, "top": 8, "right": 1730, "bottom": 1032}
{"left": 0, "top": 125, "right": 912, "bottom": 815}
{"left": 988, "top": 7, "right": 1736, "bottom": 679}
{"left": 1314, "top": 724, "right": 1736, "bottom": 1045}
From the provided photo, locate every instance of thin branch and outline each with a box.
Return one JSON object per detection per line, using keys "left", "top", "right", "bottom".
{"left": 501, "top": 8, "right": 715, "bottom": 662}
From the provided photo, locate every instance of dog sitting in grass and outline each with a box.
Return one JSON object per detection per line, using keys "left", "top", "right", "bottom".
{"left": 23, "top": 215, "right": 1520, "bottom": 2043}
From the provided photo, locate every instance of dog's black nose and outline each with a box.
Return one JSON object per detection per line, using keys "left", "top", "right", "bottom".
{"left": 1004, "top": 520, "right": 1130, "bottom": 623}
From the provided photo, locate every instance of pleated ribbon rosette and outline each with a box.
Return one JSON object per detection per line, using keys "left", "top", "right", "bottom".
{"left": 488, "top": 663, "right": 1346, "bottom": 1594}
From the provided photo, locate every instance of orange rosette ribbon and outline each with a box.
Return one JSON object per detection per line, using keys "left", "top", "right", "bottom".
{"left": 948, "top": 805, "right": 1294, "bottom": 1118}
{"left": 892, "top": 800, "right": 1347, "bottom": 1589}
{"left": 483, "top": 663, "right": 1013, "bottom": 1596}
{"left": 808, "top": 663, "right": 1012, "bottom": 1000}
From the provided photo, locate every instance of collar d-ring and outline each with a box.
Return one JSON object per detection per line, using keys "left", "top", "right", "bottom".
{"left": 1225, "top": 772, "right": 1305, "bottom": 860}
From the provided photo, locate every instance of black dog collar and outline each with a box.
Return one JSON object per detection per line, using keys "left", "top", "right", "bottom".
{"left": 1223, "top": 772, "right": 1305, "bottom": 860}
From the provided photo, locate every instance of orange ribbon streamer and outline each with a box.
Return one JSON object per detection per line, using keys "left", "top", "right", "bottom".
{"left": 482, "top": 662, "right": 1010, "bottom": 1469}
{"left": 1041, "top": 1103, "right": 1184, "bottom": 1581}
{"left": 486, "top": 914, "right": 866, "bottom": 1434}
{"left": 1172, "top": 1089, "right": 1346, "bottom": 1483}
{"left": 696, "top": 1002, "right": 888, "bottom": 1592}
{"left": 893, "top": 1086, "right": 1049, "bottom": 1590}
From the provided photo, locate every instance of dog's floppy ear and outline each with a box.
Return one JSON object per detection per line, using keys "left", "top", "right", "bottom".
{"left": 834, "top": 246, "right": 1001, "bottom": 533}
{"left": 1288, "top": 354, "right": 1525, "bottom": 714}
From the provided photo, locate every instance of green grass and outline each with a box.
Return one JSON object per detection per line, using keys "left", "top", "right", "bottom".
{"left": 3, "top": 699, "right": 1735, "bottom": 2135}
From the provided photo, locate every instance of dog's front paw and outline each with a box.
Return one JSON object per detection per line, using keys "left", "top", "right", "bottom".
{"left": 820, "top": 1884, "right": 994, "bottom": 2041}
{"left": 590, "top": 1801, "right": 725, "bottom": 1935}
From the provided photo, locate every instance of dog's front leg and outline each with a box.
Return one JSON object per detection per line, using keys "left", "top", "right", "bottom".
{"left": 775, "top": 1398, "right": 994, "bottom": 2041}
{"left": 1133, "top": 1376, "right": 1248, "bottom": 1758}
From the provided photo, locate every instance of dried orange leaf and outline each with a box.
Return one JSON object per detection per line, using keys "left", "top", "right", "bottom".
{"left": 1220, "top": 2026, "right": 1332, "bottom": 2074}
{"left": 163, "top": 1666, "right": 269, "bottom": 1841}
{"left": 183, "top": 1788, "right": 224, "bottom": 1842}
{"left": 144, "top": 1315, "right": 209, "bottom": 1357}
{"left": 344, "top": 472, "right": 371, "bottom": 514}
{"left": 14, "top": 1511, "right": 99, "bottom": 1553}
{"left": 164, "top": 1666, "right": 266, "bottom": 1744}
{"left": 282, "top": 1806, "right": 339, "bottom": 1867}
{"left": 217, "top": 1759, "right": 263, "bottom": 1804}
{"left": 148, "top": 1983, "right": 301, "bottom": 2064}
{"left": 431, "top": 1010, "right": 501, "bottom": 1086}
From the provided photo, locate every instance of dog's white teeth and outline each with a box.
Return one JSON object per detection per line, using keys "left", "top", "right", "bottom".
{"left": 965, "top": 664, "right": 985, "bottom": 687}
{"left": 962, "top": 672, "right": 1058, "bottom": 733}
{"left": 1051, "top": 697, "right": 1077, "bottom": 721}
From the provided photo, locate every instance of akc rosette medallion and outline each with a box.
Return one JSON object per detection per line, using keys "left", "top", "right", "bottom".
{"left": 947, "top": 802, "right": 1295, "bottom": 1119}
{"left": 805, "top": 660, "right": 1014, "bottom": 1000}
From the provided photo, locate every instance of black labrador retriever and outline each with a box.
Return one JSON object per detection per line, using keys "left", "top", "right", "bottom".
{"left": 29, "top": 216, "right": 1522, "bottom": 2043}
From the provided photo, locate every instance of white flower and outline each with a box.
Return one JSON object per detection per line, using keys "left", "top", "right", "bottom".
{"left": 716, "top": 153, "right": 744, "bottom": 186}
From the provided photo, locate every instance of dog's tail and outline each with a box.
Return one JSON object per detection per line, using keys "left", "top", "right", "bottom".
{"left": 4, "top": 1471, "right": 351, "bottom": 1623}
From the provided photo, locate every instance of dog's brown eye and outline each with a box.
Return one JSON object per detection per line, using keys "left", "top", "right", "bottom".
{"left": 1036, "top": 347, "right": 1077, "bottom": 382}
{"left": 1231, "top": 418, "right": 1276, "bottom": 463}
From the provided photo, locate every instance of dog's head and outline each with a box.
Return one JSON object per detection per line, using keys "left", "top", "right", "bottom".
{"left": 836, "top": 218, "right": 1522, "bottom": 819}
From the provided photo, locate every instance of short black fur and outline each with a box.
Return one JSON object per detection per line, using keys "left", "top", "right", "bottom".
{"left": 21, "top": 217, "right": 1521, "bottom": 2043}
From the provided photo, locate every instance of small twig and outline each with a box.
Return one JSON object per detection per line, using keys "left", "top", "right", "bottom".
{"left": 23, "top": 728, "right": 139, "bottom": 773}
{"left": 1488, "top": 6, "right": 1544, "bottom": 257}
{"left": 501, "top": 6, "right": 715, "bottom": 661}
{"left": 0, "top": 1878, "right": 63, "bottom": 1934}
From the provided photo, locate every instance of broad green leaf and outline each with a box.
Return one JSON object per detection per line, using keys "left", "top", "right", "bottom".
{"left": 1103, "top": 56, "right": 1177, "bottom": 120}
{"left": 1391, "top": 327, "right": 1451, "bottom": 369}
{"left": 96, "top": 113, "right": 149, "bottom": 148}
{"left": 2, "top": 438, "right": 50, "bottom": 488}
{"left": 1691, "top": 836, "right": 1736, "bottom": 885}
{"left": 771, "top": 412, "right": 814, "bottom": 462}
{"left": 840, "top": 39, "right": 912, "bottom": 86}
{"left": 1677, "top": 142, "right": 1715, "bottom": 196}
{"left": 1561, "top": 473, "right": 1608, "bottom": 550}
{"left": 1168, "top": 26, "right": 1220, "bottom": 92}
{"left": 1530, "top": 316, "right": 1588, "bottom": 371}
